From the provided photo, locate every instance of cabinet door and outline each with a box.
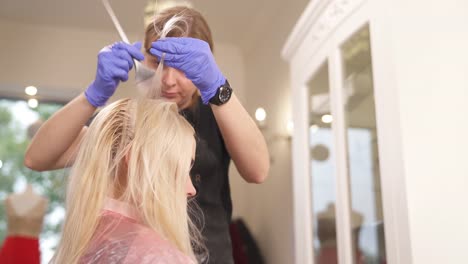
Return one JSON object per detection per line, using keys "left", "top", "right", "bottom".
{"left": 339, "top": 24, "right": 386, "bottom": 264}
{"left": 308, "top": 61, "right": 340, "bottom": 264}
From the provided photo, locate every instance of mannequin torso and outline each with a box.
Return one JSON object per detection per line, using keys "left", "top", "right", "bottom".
{"left": 5, "top": 184, "right": 48, "bottom": 237}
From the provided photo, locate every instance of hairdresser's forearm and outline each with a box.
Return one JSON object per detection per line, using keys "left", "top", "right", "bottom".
{"left": 24, "top": 93, "right": 95, "bottom": 171}
{"left": 211, "top": 94, "right": 270, "bottom": 183}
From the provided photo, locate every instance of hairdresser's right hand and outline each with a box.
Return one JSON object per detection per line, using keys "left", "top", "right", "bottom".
{"left": 85, "top": 42, "right": 145, "bottom": 107}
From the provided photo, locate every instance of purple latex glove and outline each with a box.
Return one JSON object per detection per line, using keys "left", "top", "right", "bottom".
{"left": 85, "top": 42, "right": 144, "bottom": 107}
{"left": 149, "top": 37, "right": 226, "bottom": 104}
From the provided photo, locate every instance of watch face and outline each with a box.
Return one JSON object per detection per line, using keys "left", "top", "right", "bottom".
{"left": 219, "top": 87, "right": 232, "bottom": 103}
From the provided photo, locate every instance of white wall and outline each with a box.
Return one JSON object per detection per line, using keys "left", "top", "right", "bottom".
{"left": 233, "top": 4, "right": 311, "bottom": 264}
{"left": 375, "top": 1, "right": 468, "bottom": 263}
{"left": 0, "top": 19, "right": 132, "bottom": 100}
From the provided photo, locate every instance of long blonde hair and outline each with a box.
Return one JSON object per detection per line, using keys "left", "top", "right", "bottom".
{"left": 52, "top": 97, "right": 201, "bottom": 263}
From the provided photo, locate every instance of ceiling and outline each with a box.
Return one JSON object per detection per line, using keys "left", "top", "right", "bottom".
{"left": 0, "top": 0, "right": 307, "bottom": 54}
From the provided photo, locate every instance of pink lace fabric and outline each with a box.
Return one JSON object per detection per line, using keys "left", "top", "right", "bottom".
{"left": 79, "top": 198, "right": 195, "bottom": 264}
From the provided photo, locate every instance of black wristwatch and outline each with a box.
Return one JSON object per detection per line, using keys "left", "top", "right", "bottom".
{"left": 209, "top": 80, "right": 233, "bottom": 106}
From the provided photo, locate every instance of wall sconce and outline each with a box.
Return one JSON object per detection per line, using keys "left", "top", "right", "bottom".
{"left": 310, "top": 124, "right": 319, "bottom": 134}
{"left": 28, "top": 98, "right": 38, "bottom": 108}
{"left": 254, "top": 107, "right": 293, "bottom": 141}
{"left": 321, "top": 114, "right": 333, "bottom": 124}
{"left": 25, "top": 85, "right": 39, "bottom": 108}
{"left": 253, "top": 109, "right": 293, "bottom": 164}
{"left": 253, "top": 108, "right": 292, "bottom": 164}
{"left": 286, "top": 120, "right": 294, "bottom": 136}
{"left": 25, "top": 86, "right": 38, "bottom": 96}
{"left": 255, "top": 107, "right": 267, "bottom": 129}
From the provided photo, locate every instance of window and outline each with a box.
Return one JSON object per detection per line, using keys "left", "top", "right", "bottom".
{"left": 0, "top": 98, "right": 66, "bottom": 263}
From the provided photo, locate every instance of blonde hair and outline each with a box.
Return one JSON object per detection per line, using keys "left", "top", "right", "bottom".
{"left": 144, "top": 6, "right": 214, "bottom": 51}
{"left": 52, "top": 98, "right": 202, "bottom": 263}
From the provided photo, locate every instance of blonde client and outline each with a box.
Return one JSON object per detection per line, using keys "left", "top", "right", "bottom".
{"left": 51, "top": 97, "right": 204, "bottom": 263}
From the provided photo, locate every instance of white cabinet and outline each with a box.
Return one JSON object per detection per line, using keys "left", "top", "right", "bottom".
{"left": 283, "top": 0, "right": 468, "bottom": 262}
{"left": 282, "top": 1, "right": 412, "bottom": 263}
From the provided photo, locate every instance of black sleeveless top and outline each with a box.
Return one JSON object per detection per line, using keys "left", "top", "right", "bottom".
{"left": 181, "top": 99, "right": 233, "bottom": 264}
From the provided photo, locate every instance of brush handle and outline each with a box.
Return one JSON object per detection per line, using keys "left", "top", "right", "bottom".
{"left": 102, "top": 0, "right": 130, "bottom": 44}
{"left": 102, "top": 0, "right": 153, "bottom": 82}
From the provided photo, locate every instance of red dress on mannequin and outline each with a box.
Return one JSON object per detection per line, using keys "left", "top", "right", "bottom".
{"left": 0, "top": 236, "right": 40, "bottom": 264}
{"left": 0, "top": 188, "right": 46, "bottom": 264}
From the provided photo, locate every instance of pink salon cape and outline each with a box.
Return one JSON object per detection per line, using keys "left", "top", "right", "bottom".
{"left": 79, "top": 198, "right": 195, "bottom": 264}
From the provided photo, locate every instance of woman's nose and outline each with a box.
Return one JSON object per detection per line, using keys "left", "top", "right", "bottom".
{"left": 162, "top": 67, "right": 177, "bottom": 88}
{"left": 186, "top": 176, "right": 197, "bottom": 198}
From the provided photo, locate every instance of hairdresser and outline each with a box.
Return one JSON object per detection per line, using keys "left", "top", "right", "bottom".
{"left": 24, "top": 6, "right": 269, "bottom": 264}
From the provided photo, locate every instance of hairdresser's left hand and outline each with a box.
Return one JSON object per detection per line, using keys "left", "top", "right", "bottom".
{"left": 150, "top": 37, "right": 226, "bottom": 104}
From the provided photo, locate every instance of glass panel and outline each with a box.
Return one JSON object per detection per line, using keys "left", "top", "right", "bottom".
{"left": 340, "top": 25, "right": 387, "bottom": 264}
{"left": 0, "top": 98, "right": 66, "bottom": 263}
{"left": 308, "top": 62, "right": 339, "bottom": 264}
